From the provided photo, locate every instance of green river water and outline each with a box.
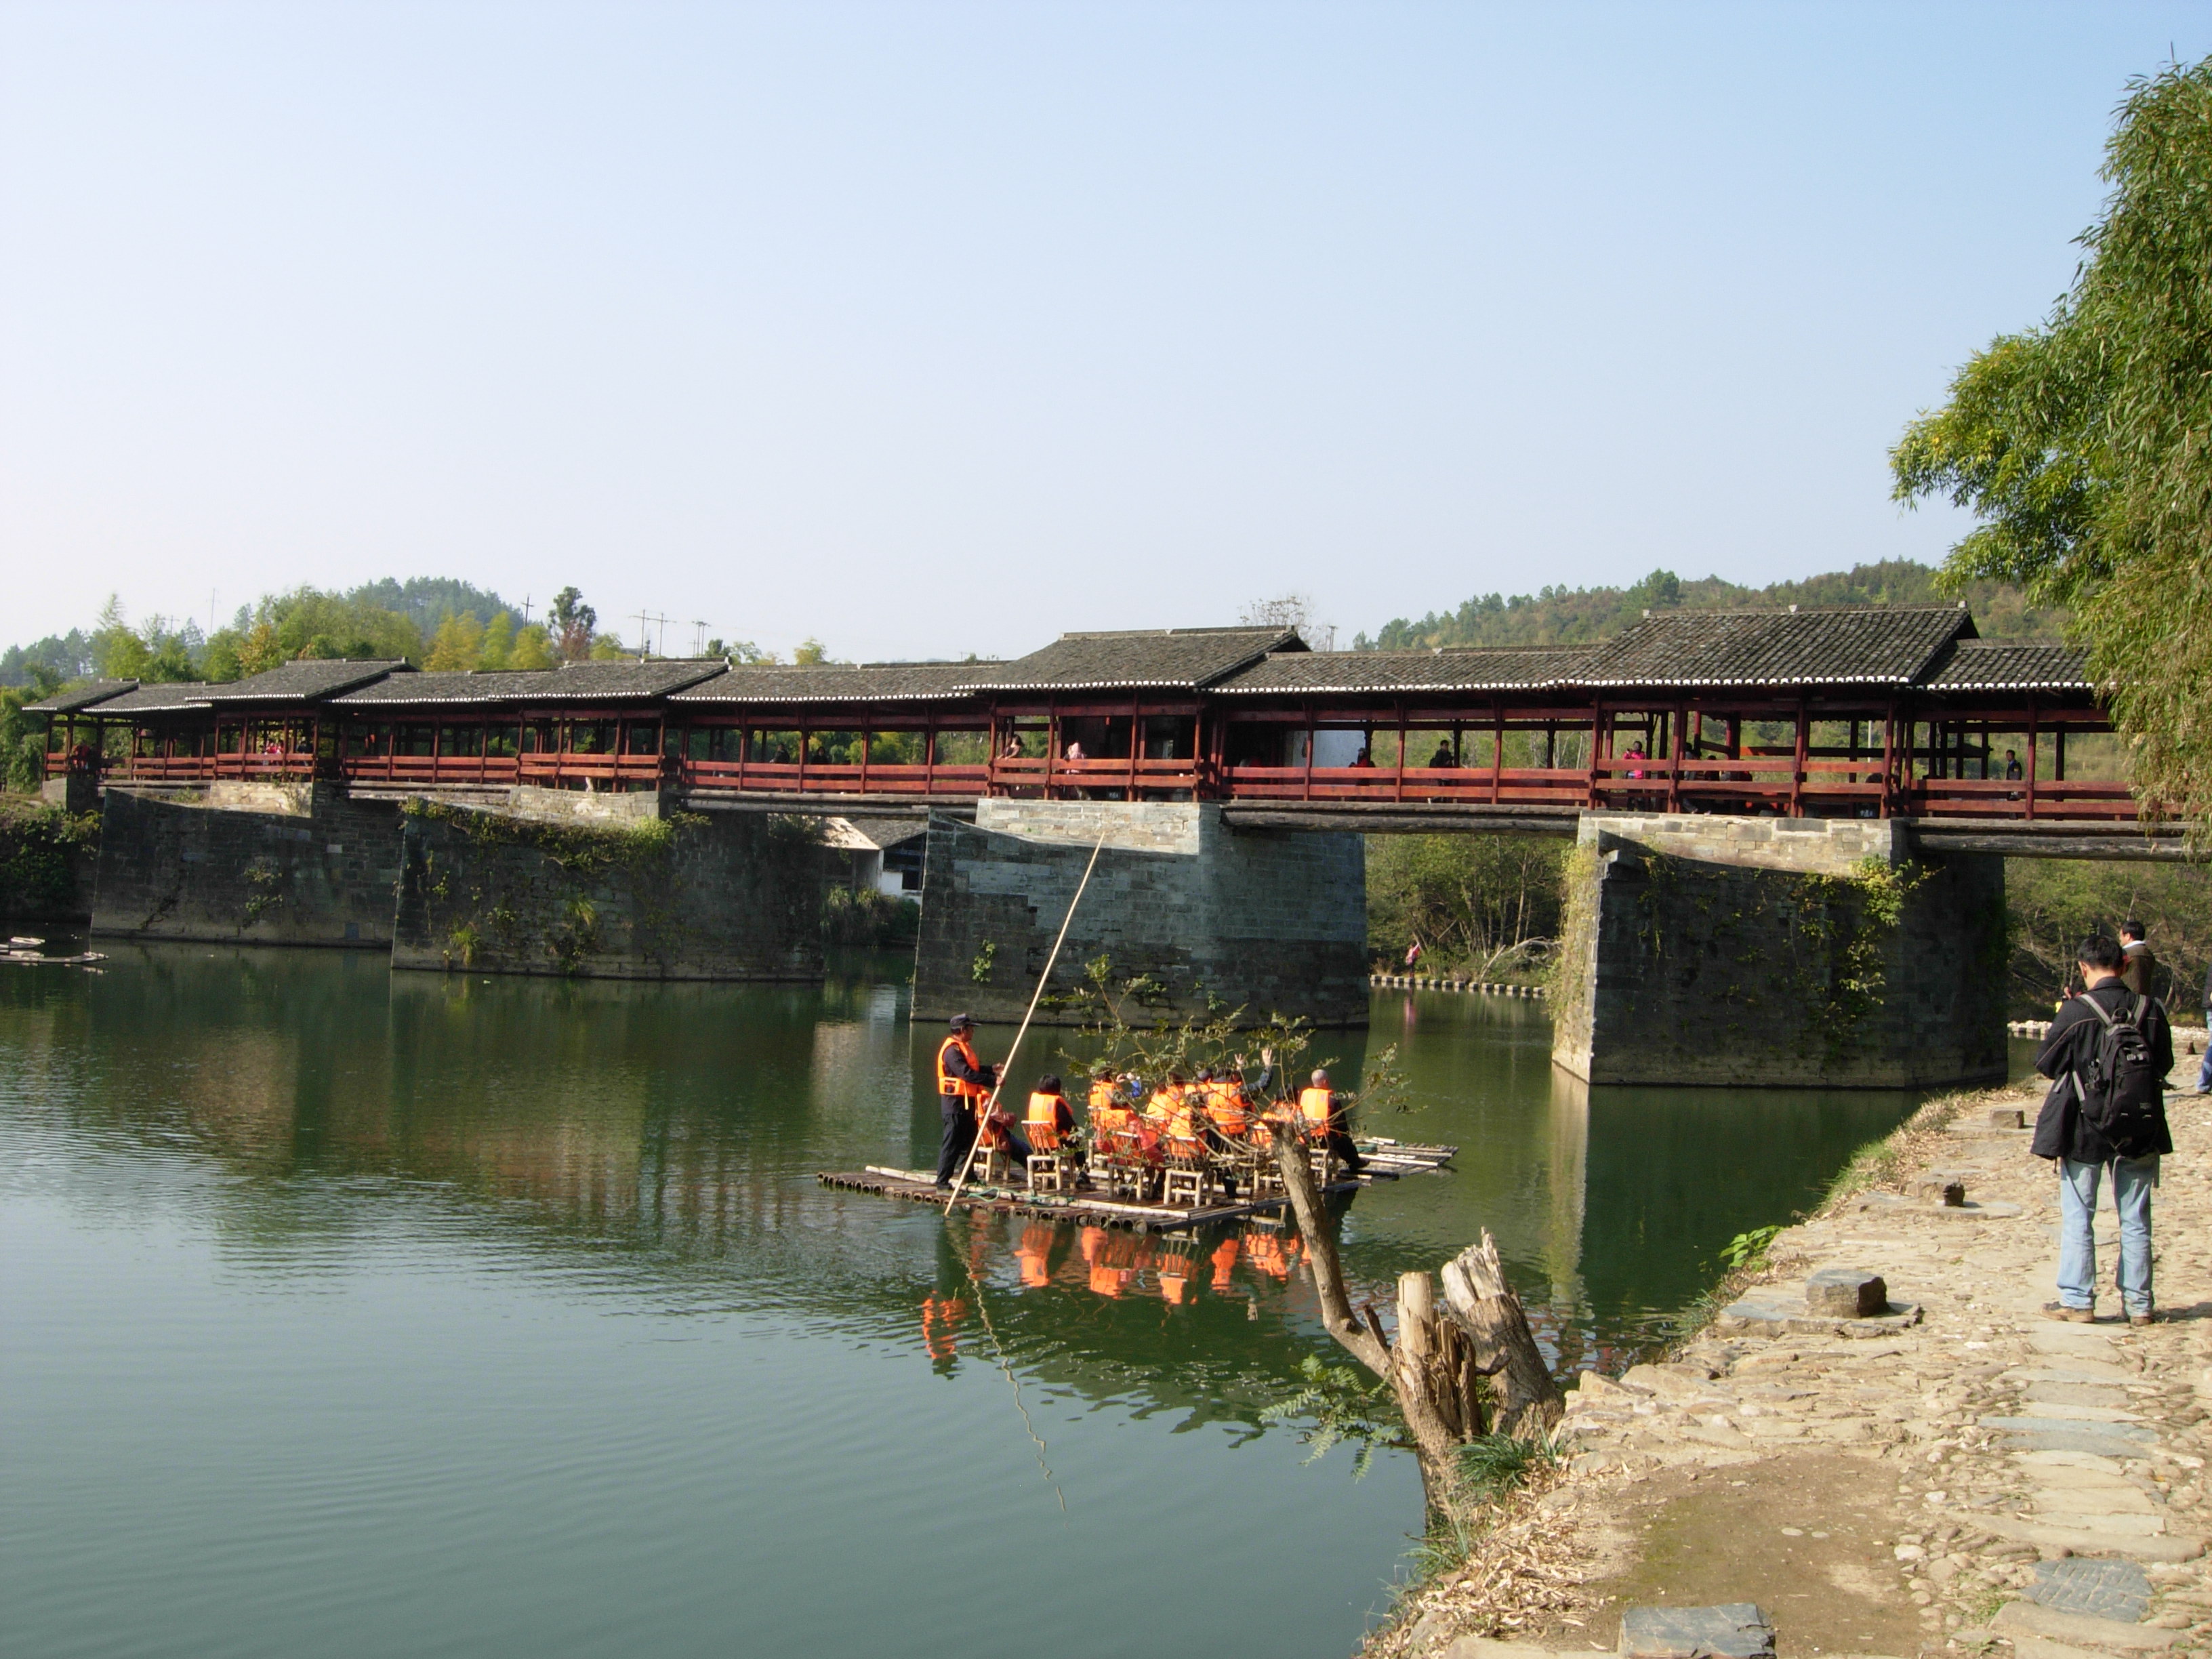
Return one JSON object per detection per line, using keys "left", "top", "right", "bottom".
{"left": 0, "top": 944, "right": 2019, "bottom": 1658}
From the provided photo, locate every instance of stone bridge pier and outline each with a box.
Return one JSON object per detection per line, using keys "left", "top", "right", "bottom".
{"left": 912, "top": 800, "right": 1370, "bottom": 1027}
{"left": 1550, "top": 814, "right": 2008, "bottom": 1090}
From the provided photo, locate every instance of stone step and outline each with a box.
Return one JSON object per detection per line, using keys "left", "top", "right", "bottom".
{"left": 1967, "top": 1511, "right": 2205, "bottom": 1562}
{"left": 1995, "top": 1599, "right": 2180, "bottom": 1650}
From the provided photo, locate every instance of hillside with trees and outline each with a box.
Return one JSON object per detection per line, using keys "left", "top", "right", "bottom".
{"left": 1355, "top": 560, "right": 2065, "bottom": 652}
{"left": 0, "top": 579, "right": 774, "bottom": 695}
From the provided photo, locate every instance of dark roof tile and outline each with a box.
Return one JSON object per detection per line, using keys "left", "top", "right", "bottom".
{"left": 670, "top": 663, "right": 979, "bottom": 705}
{"left": 22, "top": 678, "right": 140, "bottom": 714}
{"left": 61, "top": 682, "right": 216, "bottom": 715}
{"left": 327, "top": 659, "right": 726, "bottom": 707}
{"left": 955, "top": 627, "right": 1303, "bottom": 693}
{"left": 1921, "top": 638, "right": 2091, "bottom": 691}
{"left": 1573, "top": 605, "right": 1972, "bottom": 688}
{"left": 329, "top": 670, "right": 550, "bottom": 707}
{"left": 197, "top": 659, "right": 412, "bottom": 703}
{"left": 1217, "top": 647, "right": 1589, "bottom": 695}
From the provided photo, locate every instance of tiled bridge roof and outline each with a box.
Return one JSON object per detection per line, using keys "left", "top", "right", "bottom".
{"left": 31, "top": 605, "right": 2096, "bottom": 718}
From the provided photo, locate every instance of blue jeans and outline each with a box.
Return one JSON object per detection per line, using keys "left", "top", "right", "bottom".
{"left": 2198, "top": 1014, "right": 2211, "bottom": 1090}
{"left": 2058, "top": 1156, "right": 2158, "bottom": 1316}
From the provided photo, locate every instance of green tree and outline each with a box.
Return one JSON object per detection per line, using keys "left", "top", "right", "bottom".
{"left": 478, "top": 611, "right": 515, "bottom": 670}
{"left": 0, "top": 663, "right": 64, "bottom": 790}
{"left": 507, "top": 623, "right": 556, "bottom": 670}
{"left": 1366, "top": 834, "right": 1565, "bottom": 977}
{"left": 1892, "top": 57, "right": 2212, "bottom": 829}
{"left": 548, "top": 588, "right": 597, "bottom": 663}
{"left": 424, "top": 611, "right": 486, "bottom": 670}
{"left": 90, "top": 596, "right": 150, "bottom": 680}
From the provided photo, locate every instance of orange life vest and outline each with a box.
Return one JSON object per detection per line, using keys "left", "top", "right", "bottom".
{"left": 1298, "top": 1086, "right": 1334, "bottom": 1128}
{"left": 1204, "top": 1081, "right": 1248, "bottom": 1136}
{"left": 937, "top": 1035, "right": 989, "bottom": 1102}
{"left": 1027, "top": 1090, "right": 1069, "bottom": 1150}
{"left": 1088, "top": 1080, "right": 1118, "bottom": 1115}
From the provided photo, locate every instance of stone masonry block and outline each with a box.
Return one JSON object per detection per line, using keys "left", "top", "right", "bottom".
{"left": 1805, "top": 1269, "right": 1888, "bottom": 1317}
{"left": 913, "top": 802, "right": 1367, "bottom": 1026}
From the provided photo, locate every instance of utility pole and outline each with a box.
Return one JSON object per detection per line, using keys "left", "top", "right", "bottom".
{"left": 691, "top": 620, "right": 710, "bottom": 657}
{"left": 520, "top": 594, "right": 533, "bottom": 626}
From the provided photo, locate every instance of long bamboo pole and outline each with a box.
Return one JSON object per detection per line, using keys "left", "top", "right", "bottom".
{"left": 943, "top": 834, "right": 1108, "bottom": 1213}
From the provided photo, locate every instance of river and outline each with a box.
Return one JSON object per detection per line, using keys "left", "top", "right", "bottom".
{"left": 0, "top": 944, "right": 2007, "bottom": 1659}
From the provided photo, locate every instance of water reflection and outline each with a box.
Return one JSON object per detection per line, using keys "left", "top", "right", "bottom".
{"left": 2, "top": 949, "right": 1940, "bottom": 1382}
{"left": 3, "top": 947, "right": 1988, "bottom": 1659}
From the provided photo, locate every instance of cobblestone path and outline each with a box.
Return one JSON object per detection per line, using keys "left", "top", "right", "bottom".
{"left": 1382, "top": 1036, "right": 2212, "bottom": 1659}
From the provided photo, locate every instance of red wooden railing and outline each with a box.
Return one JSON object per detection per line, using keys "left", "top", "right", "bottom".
{"left": 93, "top": 743, "right": 2148, "bottom": 822}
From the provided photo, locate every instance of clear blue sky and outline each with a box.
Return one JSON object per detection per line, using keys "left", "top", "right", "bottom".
{"left": 4, "top": 3, "right": 2208, "bottom": 662}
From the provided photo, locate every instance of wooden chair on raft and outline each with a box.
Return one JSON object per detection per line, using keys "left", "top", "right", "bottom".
{"left": 1160, "top": 1136, "right": 1214, "bottom": 1208}
{"left": 1095, "top": 1126, "right": 1161, "bottom": 1202}
{"left": 1025, "top": 1124, "right": 1071, "bottom": 1193}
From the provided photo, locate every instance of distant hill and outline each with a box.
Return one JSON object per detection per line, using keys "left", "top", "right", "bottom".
{"left": 303, "top": 577, "right": 516, "bottom": 638}
{"left": 1355, "top": 560, "right": 2067, "bottom": 651}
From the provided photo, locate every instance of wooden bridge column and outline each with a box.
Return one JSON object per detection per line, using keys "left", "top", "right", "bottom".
{"left": 2026, "top": 696, "right": 2039, "bottom": 819}
{"left": 1665, "top": 698, "right": 1685, "bottom": 811}
{"left": 1880, "top": 701, "right": 1898, "bottom": 818}
{"left": 1790, "top": 697, "right": 1808, "bottom": 817}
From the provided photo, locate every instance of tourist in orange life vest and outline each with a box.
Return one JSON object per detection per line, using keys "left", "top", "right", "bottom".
{"left": 1297, "top": 1069, "right": 1364, "bottom": 1172}
{"left": 1199, "top": 1067, "right": 1248, "bottom": 1140}
{"left": 934, "top": 1013, "right": 1001, "bottom": 1187}
{"left": 1087, "top": 1067, "right": 1121, "bottom": 1120}
{"left": 1025, "top": 1073, "right": 1080, "bottom": 1158}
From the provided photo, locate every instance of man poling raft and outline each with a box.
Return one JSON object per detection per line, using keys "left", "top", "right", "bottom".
{"left": 935, "top": 1014, "right": 1031, "bottom": 1187}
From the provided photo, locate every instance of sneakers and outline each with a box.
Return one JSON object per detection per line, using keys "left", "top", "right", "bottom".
{"left": 2043, "top": 1303, "right": 2096, "bottom": 1323}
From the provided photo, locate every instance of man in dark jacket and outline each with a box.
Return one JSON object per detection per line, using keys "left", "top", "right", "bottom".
{"left": 2032, "top": 933, "right": 2175, "bottom": 1324}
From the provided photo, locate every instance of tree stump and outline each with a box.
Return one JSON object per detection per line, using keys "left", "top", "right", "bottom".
{"left": 1439, "top": 1231, "right": 1563, "bottom": 1439}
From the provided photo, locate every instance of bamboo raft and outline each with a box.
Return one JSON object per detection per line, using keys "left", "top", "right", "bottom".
{"left": 817, "top": 1136, "right": 1457, "bottom": 1233}
{"left": 3, "top": 938, "right": 105, "bottom": 969}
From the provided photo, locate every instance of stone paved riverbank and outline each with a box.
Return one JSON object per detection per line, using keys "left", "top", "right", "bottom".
{"left": 1372, "top": 1039, "right": 2212, "bottom": 1659}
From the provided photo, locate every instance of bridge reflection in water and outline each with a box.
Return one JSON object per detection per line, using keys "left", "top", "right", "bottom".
{"left": 5, "top": 946, "right": 1944, "bottom": 1391}
{"left": 3, "top": 945, "right": 1995, "bottom": 1659}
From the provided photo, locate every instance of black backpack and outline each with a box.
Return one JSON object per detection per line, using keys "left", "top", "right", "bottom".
{"left": 2074, "top": 992, "right": 2165, "bottom": 1157}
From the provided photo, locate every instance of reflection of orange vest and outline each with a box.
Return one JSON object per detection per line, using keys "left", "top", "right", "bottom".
{"left": 1015, "top": 1223, "right": 1053, "bottom": 1287}
{"left": 937, "top": 1036, "right": 988, "bottom": 1101}
{"left": 1298, "top": 1086, "right": 1334, "bottom": 1127}
{"left": 1159, "top": 1258, "right": 1193, "bottom": 1305}
{"left": 1210, "top": 1235, "right": 1241, "bottom": 1289}
{"left": 920, "top": 1294, "right": 966, "bottom": 1359}
{"left": 1245, "top": 1231, "right": 1289, "bottom": 1279}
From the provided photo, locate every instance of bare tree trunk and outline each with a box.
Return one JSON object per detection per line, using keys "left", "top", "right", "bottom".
{"left": 1273, "top": 1132, "right": 1473, "bottom": 1520}
{"left": 1439, "top": 1232, "right": 1563, "bottom": 1439}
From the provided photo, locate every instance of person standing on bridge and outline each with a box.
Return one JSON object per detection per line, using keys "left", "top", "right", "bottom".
{"left": 934, "top": 1014, "right": 1000, "bottom": 1188}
